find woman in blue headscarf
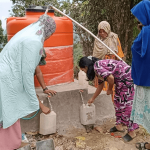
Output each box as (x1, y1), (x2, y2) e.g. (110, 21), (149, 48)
(130, 0), (150, 149)
(0, 14), (56, 149)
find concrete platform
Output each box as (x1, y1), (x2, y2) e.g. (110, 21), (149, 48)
(20, 80), (115, 135)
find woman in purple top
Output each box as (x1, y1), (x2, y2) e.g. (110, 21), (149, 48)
(79, 56), (138, 142)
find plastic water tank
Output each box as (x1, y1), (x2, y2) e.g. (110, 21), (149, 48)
(6, 6), (74, 87)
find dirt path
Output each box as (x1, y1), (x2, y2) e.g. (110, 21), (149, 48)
(21, 119), (150, 150)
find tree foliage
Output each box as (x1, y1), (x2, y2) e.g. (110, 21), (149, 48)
(10, 0), (142, 64)
(10, 0), (72, 17)
(3, 34), (8, 48)
(70, 0), (142, 64)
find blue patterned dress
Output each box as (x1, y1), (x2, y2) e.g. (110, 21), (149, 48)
(131, 86), (150, 133)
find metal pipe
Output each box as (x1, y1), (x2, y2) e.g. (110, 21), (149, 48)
(48, 5), (126, 64)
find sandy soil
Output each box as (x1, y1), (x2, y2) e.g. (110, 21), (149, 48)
(20, 119), (150, 150)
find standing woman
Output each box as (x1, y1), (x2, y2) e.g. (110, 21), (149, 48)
(0, 14), (56, 149)
(129, 0), (150, 149)
(79, 56), (139, 142)
(93, 21), (124, 60)
(93, 21), (124, 94)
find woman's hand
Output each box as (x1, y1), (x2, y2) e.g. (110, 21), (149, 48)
(88, 98), (95, 104)
(39, 100), (50, 114)
(37, 94), (50, 114)
(41, 105), (50, 114)
(107, 89), (113, 95)
(44, 89), (57, 96)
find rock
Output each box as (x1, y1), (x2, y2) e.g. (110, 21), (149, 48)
(75, 136), (85, 141)
(26, 131), (38, 136)
(55, 146), (63, 150)
(109, 147), (118, 150)
(76, 140), (86, 149)
(94, 126), (103, 134)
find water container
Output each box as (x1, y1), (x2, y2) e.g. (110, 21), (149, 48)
(80, 103), (96, 125)
(39, 111), (56, 135)
(6, 6), (74, 87)
(78, 70), (88, 87)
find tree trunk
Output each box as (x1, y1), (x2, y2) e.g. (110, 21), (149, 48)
(72, 0), (136, 64)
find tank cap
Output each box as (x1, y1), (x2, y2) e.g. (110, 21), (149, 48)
(26, 6), (54, 13)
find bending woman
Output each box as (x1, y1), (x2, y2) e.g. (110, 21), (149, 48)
(79, 56), (138, 142)
(0, 14), (56, 149)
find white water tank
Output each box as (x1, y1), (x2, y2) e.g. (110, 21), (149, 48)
(78, 70), (88, 87)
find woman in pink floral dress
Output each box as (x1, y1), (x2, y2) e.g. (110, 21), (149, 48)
(79, 56), (138, 142)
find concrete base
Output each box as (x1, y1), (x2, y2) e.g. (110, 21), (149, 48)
(20, 80), (115, 135)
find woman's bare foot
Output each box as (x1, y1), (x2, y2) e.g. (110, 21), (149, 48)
(128, 130), (136, 138)
(116, 124), (124, 131)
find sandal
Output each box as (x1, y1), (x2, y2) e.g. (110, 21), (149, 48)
(123, 133), (134, 142)
(110, 126), (125, 133)
(135, 142), (149, 150)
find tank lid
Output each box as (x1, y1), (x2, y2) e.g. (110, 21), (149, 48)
(26, 6), (54, 13)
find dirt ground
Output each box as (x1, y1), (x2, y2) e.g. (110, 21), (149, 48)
(21, 119), (150, 150)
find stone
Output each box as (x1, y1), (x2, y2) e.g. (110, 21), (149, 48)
(55, 146), (63, 150)
(76, 140), (86, 149)
(36, 139), (55, 150)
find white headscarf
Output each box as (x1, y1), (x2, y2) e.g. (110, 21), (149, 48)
(93, 21), (118, 59)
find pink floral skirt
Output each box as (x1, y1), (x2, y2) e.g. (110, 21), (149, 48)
(0, 120), (21, 150)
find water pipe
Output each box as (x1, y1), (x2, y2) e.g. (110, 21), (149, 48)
(46, 4), (127, 65)
(21, 109), (40, 120)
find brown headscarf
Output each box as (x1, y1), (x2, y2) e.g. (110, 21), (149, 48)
(93, 21), (118, 59)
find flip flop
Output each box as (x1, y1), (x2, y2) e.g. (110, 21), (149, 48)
(122, 133), (134, 142)
(110, 126), (125, 133)
(135, 142), (149, 150)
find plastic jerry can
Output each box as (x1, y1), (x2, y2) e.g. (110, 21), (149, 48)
(78, 70), (88, 87)
(80, 103), (96, 125)
(39, 111), (56, 135)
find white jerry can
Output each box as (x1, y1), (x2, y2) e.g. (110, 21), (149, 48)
(39, 111), (56, 135)
(80, 103), (96, 125)
(78, 70), (88, 87)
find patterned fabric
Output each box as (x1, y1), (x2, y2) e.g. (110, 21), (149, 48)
(0, 14), (56, 129)
(36, 14), (56, 42)
(94, 59), (139, 131)
(131, 86), (150, 133)
(93, 21), (118, 59)
(39, 48), (47, 65)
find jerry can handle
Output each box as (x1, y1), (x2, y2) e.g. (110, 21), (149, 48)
(86, 103), (94, 107)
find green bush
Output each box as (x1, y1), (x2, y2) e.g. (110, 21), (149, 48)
(73, 43), (84, 79)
